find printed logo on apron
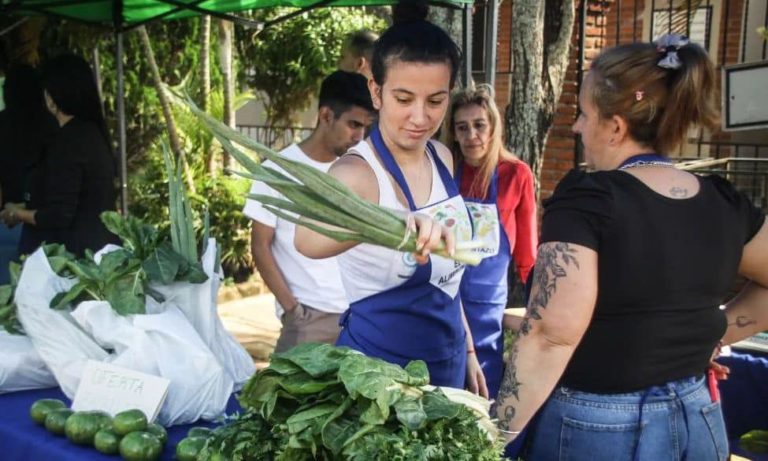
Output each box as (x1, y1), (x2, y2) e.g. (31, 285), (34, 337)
(466, 200), (501, 257)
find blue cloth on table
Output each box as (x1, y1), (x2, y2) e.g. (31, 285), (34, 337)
(0, 387), (242, 461)
(719, 351), (768, 440)
(0, 224), (20, 285)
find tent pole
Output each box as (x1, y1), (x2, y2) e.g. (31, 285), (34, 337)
(116, 30), (128, 215)
(483, 0), (498, 88)
(462, 3), (472, 86)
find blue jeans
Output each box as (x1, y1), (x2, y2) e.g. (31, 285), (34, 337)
(526, 376), (728, 461)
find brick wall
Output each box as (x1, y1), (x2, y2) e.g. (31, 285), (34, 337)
(495, 0), (748, 197)
(494, 1), (615, 199)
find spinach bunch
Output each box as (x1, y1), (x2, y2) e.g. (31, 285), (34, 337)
(202, 343), (502, 460)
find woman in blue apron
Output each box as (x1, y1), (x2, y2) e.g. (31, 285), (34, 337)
(443, 84), (538, 398)
(295, 1), (488, 395)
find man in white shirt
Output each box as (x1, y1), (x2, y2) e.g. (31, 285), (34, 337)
(243, 71), (375, 352)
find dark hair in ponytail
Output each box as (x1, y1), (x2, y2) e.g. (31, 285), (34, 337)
(587, 36), (719, 154)
(371, 0), (462, 88)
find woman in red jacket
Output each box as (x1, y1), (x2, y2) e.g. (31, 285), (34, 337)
(443, 84), (538, 398)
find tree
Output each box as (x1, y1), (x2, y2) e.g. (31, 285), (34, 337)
(137, 25), (195, 192)
(504, 0), (575, 198)
(236, 7), (385, 141)
(218, 19), (235, 170)
(200, 15), (215, 173)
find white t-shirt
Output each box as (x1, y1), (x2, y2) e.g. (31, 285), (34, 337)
(242, 144), (348, 316)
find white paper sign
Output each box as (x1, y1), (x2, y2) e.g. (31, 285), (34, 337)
(71, 360), (170, 422)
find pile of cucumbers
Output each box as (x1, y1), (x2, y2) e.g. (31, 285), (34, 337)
(30, 399), (168, 461)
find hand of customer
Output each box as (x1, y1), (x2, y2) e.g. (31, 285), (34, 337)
(466, 351), (489, 399)
(0, 203), (23, 227)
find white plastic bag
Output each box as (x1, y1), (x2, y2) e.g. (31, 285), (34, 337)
(72, 301), (233, 425)
(0, 330), (57, 393)
(14, 248), (109, 396)
(151, 239), (255, 388)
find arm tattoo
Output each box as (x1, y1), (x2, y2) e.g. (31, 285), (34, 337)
(495, 243), (580, 432)
(729, 315), (756, 328)
(519, 243), (579, 336)
(495, 343), (520, 431)
(669, 187), (688, 198)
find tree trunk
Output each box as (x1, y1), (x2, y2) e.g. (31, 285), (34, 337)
(504, 0), (574, 199)
(428, 7), (464, 49)
(200, 15), (215, 175)
(218, 19), (235, 171)
(137, 26), (196, 192)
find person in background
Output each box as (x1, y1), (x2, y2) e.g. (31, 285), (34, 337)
(244, 70), (375, 353)
(442, 83), (537, 399)
(0, 65), (58, 283)
(296, 0), (488, 397)
(0, 54), (118, 257)
(337, 29), (379, 80)
(493, 34), (768, 460)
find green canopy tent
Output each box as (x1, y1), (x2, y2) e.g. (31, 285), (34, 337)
(1, 0), (475, 211)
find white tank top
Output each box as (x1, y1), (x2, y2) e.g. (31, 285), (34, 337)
(338, 140), (472, 304)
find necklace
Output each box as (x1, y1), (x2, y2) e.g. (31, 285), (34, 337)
(617, 153), (674, 170)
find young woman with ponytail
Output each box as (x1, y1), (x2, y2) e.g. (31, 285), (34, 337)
(494, 35), (768, 460)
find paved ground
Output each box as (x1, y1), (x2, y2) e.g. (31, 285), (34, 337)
(218, 294), (279, 367)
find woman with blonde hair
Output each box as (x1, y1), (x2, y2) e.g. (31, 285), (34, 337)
(443, 83), (537, 398)
(494, 34), (768, 460)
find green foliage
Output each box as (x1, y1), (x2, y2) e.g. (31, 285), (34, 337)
(198, 343), (503, 460)
(237, 8), (385, 127)
(39, 18), (223, 166)
(127, 145), (252, 281)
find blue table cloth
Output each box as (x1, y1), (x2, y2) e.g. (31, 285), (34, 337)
(0, 387), (242, 461)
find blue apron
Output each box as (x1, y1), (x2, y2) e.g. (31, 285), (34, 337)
(457, 164), (511, 398)
(336, 126), (468, 387)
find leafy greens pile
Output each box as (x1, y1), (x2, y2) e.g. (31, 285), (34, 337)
(198, 343), (502, 461)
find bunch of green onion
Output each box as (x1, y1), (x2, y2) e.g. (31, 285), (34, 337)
(181, 95), (484, 266)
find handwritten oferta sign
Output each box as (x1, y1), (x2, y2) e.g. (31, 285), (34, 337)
(72, 360), (170, 422)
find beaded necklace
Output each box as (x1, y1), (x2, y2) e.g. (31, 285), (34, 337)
(617, 153), (674, 170)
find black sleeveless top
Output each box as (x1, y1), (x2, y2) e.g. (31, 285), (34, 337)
(541, 169), (765, 393)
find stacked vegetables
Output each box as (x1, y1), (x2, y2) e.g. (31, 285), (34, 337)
(30, 401), (168, 461)
(182, 343), (501, 460)
(178, 93), (485, 266)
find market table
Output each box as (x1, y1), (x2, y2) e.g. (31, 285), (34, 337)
(0, 387), (242, 461)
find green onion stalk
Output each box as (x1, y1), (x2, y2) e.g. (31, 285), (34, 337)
(176, 92), (485, 266)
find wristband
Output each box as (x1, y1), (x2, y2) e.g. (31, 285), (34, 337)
(498, 429), (521, 436)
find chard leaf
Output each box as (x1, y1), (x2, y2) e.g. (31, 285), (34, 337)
(358, 399), (388, 426)
(404, 360), (430, 385)
(177, 261), (207, 283)
(142, 242), (182, 284)
(47, 255), (72, 275)
(0, 285), (12, 305)
(320, 400), (355, 454)
(422, 391), (461, 420)
(8, 261), (21, 286)
(394, 396), (427, 430)
(50, 283), (87, 309)
(105, 274), (146, 315)
(285, 403), (338, 435)
(273, 342), (353, 378)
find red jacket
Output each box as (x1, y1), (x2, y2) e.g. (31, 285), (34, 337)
(459, 159), (538, 282)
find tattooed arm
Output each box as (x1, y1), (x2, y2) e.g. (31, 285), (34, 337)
(493, 242), (598, 441)
(722, 219), (768, 345)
